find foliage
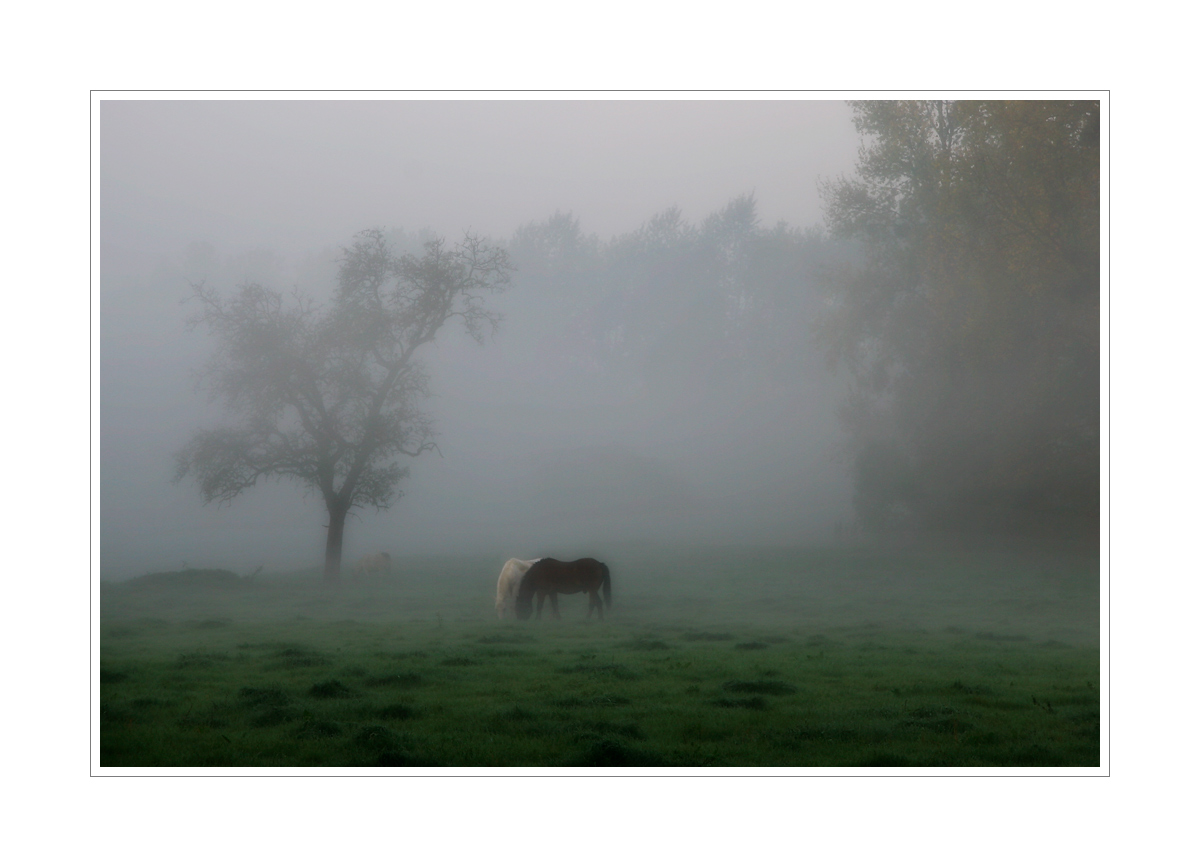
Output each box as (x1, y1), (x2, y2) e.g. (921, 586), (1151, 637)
(508, 196), (843, 399)
(820, 100), (1101, 537)
(175, 229), (513, 580)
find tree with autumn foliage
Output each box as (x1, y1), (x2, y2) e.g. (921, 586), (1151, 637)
(821, 100), (1100, 538)
(175, 229), (513, 581)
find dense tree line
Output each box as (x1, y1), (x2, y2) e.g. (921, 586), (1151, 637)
(508, 195), (843, 403)
(174, 101), (1097, 572)
(820, 100), (1100, 538)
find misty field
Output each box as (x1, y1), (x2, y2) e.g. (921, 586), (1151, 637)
(99, 544), (1101, 768)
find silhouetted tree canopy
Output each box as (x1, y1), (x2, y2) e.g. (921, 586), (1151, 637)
(820, 100), (1100, 538)
(175, 229), (513, 580)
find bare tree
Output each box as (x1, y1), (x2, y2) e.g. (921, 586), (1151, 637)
(175, 229), (513, 581)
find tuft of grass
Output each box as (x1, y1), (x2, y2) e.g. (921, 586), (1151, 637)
(949, 680), (992, 696)
(178, 703), (232, 730)
(494, 705), (537, 722)
(175, 651), (229, 667)
(713, 696), (769, 710)
(295, 718), (341, 739)
(975, 631), (1028, 642)
(124, 568), (247, 590)
(238, 686), (290, 707)
(364, 672), (424, 688)
(862, 752), (911, 766)
(558, 662), (639, 680)
(309, 680), (354, 698)
(376, 750), (435, 767)
(191, 619), (231, 629)
(477, 634), (537, 644)
(571, 737), (666, 767)
(251, 706), (298, 727)
(722, 680), (797, 695)
(628, 639), (671, 651)
(375, 703), (419, 720)
(237, 643), (331, 668)
(575, 719), (645, 741)
(899, 707), (971, 735)
(352, 724), (401, 750)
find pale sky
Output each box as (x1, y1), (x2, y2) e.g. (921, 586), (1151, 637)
(101, 99), (859, 254)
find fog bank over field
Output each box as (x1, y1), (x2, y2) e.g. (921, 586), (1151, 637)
(101, 99), (861, 579)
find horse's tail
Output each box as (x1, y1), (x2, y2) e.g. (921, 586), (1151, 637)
(601, 562), (612, 611)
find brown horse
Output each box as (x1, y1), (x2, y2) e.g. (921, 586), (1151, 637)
(515, 557), (611, 621)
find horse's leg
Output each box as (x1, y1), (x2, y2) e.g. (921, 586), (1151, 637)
(536, 591), (544, 620)
(550, 592), (561, 619)
(593, 590), (604, 620)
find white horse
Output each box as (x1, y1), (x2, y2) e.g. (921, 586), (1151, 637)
(495, 558), (540, 619)
(354, 552), (392, 578)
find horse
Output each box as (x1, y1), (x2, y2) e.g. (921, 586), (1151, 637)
(354, 552), (392, 578)
(515, 557), (611, 621)
(495, 558), (540, 619)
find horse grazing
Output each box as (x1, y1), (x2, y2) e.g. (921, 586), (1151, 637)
(495, 558), (539, 619)
(515, 557), (611, 621)
(354, 552), (392, 578)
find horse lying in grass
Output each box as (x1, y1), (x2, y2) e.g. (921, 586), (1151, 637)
(354, 552), (392, 578)
(495, 558), (540, 619)
(515, 557), (611, 621)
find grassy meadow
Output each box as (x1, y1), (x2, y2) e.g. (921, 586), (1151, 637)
(98, 543), (1101, 768)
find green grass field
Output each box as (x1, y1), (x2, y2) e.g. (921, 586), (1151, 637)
(99, 544), (1101, 768)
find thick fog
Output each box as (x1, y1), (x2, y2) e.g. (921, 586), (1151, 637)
(100, 100), (862, 579)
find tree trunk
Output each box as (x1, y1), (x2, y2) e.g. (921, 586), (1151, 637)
(323, 503), (349, 583)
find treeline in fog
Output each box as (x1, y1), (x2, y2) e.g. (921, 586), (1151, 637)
(171, 193), (854, 580)
(819, 100), (1100, 540)
(109, 99), (1100, 580)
